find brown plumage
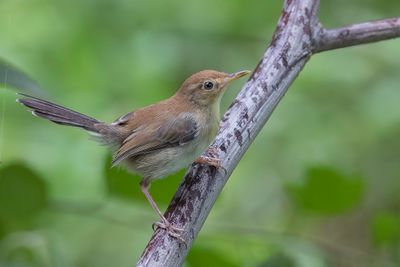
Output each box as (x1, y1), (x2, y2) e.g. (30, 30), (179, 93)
(17, 69), (250, 240)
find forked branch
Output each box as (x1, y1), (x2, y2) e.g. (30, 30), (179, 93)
(137, 1), (400, 266)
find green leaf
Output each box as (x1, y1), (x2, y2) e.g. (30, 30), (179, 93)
(0, 59), (45, 95)
(0, 163), (48, 221)
(104, 154), (185, 205)
(287, 166), (364, 215)
(187, 246), (239, 267)
(371, 212), (400, 247)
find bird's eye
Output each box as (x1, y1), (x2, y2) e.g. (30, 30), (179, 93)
(202, 81), (215, 90)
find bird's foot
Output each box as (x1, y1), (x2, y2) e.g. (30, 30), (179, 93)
(152, 220), (186, 243)
(194, 155), (227, 175)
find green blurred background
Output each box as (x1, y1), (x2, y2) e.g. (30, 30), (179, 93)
(0, 0), (400, 266)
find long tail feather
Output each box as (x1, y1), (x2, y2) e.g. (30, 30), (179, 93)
(17, 93), (100, 132)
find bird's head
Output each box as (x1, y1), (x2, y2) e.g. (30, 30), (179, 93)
(176, 69), (250, 107)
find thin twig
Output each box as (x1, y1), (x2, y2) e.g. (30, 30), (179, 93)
(314, 17), (400, 52)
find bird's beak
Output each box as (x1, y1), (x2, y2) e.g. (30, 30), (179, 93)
(224, 70), (251, 84)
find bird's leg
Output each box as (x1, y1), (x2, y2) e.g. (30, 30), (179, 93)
(139, 180), (184, 240)
(194, 153), (227, 175)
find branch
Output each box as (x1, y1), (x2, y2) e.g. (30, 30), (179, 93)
(137, 1), (400, 266)
(314, 17), (400, 52)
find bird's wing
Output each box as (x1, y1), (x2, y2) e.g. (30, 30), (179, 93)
(112, 113), (199, 166)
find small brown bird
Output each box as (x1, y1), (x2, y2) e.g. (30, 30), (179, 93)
(17, 69), (250, 239)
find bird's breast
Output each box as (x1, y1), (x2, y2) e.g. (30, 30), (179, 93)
(125, 110), (220, 180)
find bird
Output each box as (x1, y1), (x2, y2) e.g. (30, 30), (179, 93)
(17, 69), (250, 240)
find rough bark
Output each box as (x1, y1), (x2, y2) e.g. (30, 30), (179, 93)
(137, 1), (400, 266)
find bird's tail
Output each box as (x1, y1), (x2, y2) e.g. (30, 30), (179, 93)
(17, 93), (102, 133)
(17, 94), (126, 149)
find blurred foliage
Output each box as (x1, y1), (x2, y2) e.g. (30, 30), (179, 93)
(287, 166), (364, 215)
(0, 163), (47, 224)
(0, 0), (399, 266)
(0, 60), (44, 96)
(187, 246), (239, 267)
(0, 164), (50, 267)
(105, 157), (138, 201)
(372, 212), (400, 247)
(260, 253), (295, 267)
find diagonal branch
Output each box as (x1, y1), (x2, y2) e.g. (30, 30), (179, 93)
(137, 0), (400, 266)
(137, 0), (318, 265)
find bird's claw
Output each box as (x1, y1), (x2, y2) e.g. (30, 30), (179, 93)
(195, 155), (227, 175)
(152, 220), (186, 243)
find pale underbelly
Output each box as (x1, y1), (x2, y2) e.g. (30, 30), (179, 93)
(124, 138), (210, 180)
